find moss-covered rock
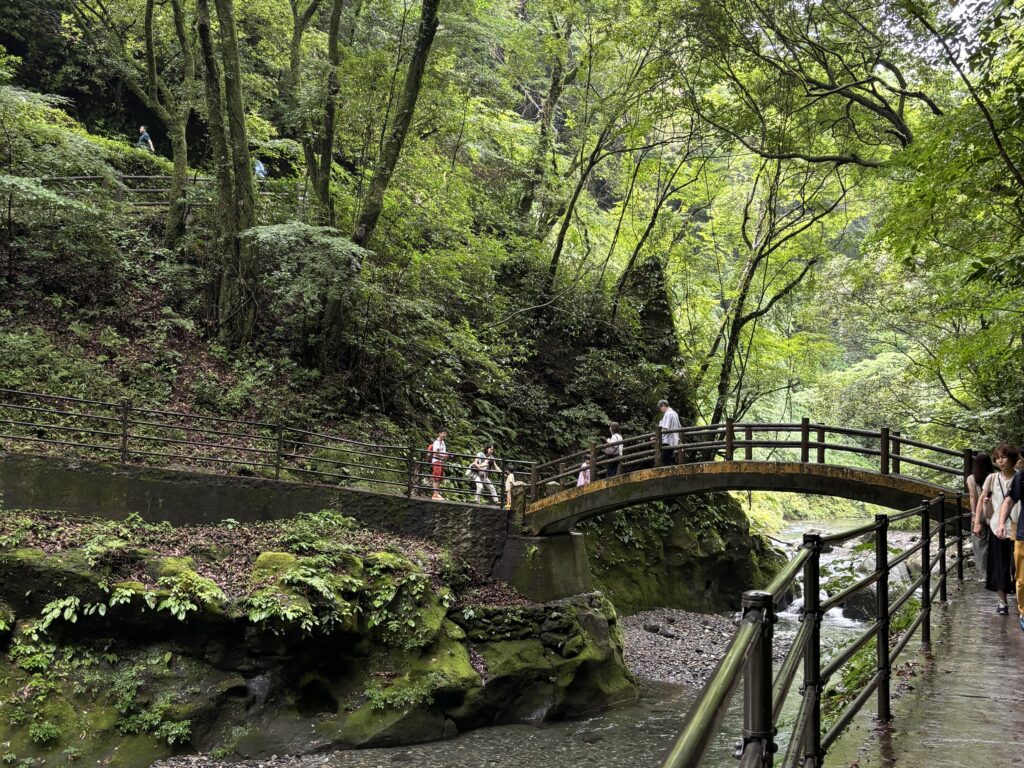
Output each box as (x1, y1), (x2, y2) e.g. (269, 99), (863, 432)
(580, 494), (786, 615)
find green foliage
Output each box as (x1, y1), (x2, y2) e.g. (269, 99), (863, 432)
(364, 672), (441, 712)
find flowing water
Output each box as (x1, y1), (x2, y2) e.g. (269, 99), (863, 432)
(311, 518), (874, 768)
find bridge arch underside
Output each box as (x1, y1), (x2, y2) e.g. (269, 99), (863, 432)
(524, 461), (965, 535)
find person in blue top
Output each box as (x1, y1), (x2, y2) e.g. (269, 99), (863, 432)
(995, 456), (1024, 632)
(254, 158), (267, 181)
(137, 125), (154, 152)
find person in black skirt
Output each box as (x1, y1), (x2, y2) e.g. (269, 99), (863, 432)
(982, 443), (1018, 614)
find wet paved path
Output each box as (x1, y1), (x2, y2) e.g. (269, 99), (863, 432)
(827, 580), (1024, 767)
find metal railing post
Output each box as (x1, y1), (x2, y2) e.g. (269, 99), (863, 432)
(880, 426), (890, 475)
(274, 425), (284, 480)
(892, 430), (901, 474)
(800, 417), (810, 463)
(654, 427), (663, 468)
(119, 400), (130, 464)
(875, 513), (891, 722)
(725, 418), (735, 461)
(938, 493), (948, 602)
(802, 533), (823, 768)
(406, 447), (417, 498)
(745, 426), (753, 461)
(955, 491), (965, 581)
(920, 500), (932, 646)
(816, 427), (825, 464)
(740, 590), (776, 767)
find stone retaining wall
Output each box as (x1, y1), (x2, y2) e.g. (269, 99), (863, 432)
(0, 453), (509, 575)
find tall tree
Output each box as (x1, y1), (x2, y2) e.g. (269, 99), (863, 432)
(352, 0), (442, 247)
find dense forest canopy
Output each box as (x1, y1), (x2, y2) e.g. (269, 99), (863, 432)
(0, 0), (1022, 458)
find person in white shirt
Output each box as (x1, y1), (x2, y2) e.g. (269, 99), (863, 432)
(429, 429), (447, 500)
(657, 399), (680, 466)
(605, 422), (623, 477)
(470, 444), (500, 504)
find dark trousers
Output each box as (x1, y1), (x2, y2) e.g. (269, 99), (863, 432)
(661, 447), (676, 466)
(606, 459), (620, 477)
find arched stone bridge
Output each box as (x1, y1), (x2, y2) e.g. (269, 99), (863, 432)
(518, 419), (972, 532)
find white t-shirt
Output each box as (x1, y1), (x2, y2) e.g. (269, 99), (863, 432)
(606, 433), (623, 456)
(430, 439), (446, 464)
(984, 472), (1020, 532)
(659, 408), (681, 446)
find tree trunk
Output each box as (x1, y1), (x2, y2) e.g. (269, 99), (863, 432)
(317, 0), (345, 224)
(213, 0), (257, 344)
(517, 35), (565, 223)
(164, 119), (189, 247)
(353, 0), (441, 247)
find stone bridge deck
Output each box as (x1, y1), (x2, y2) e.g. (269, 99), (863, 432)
(827, 580), (1024, 766)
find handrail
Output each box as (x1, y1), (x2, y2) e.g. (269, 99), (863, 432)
(530, 418), (971, 500)
(0, 387), (522, 507)
(660, 491), (967, 768)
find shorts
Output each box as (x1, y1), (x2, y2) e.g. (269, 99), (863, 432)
(431, 463), (443, 478)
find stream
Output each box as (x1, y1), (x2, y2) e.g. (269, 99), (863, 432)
(302, 518), (876, 768)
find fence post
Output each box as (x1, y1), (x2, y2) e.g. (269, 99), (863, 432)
(725, 418), (735, 461)
(590, 444), (599, 482)
(654, 427), (663, 467)
(274, 425), (284, 480)
(955, 490), (965, 582)
(816, 426), (825, 464)
(802, 533), (823, 768)
(119, 400), (130, 464)
(406, 447), (417, 498)
(530, 464), (539, 500)
(880, 427), (890, 475)
(745, 426), (753, 461)
(938, 493), (947, 603)
(740, 590), (775, 766)
(800, 417), (810, 463)
(892, 430), (901, 475)
(875, 513), (891, 722)
(920, 500), (932, 647)
(558, 461), (567, 488)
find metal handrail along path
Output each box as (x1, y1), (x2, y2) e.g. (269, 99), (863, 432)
(660, 493), (967, 768)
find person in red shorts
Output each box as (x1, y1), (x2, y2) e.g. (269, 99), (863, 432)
(429, 429), (448, 500)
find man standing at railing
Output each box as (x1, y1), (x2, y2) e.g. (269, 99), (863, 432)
(137, 125), (155, 153)
(658, 399), (681, 466)
(429, 429), (448, 500)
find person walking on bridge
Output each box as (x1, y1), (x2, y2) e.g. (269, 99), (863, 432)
(657, 400), (681, 466)
(995, 446), (1024, 630)
(984, 443), (1018, 614)
(470, 444), (500, 504)
(428, 429), (448, 500)
(605, 422), (623, 477)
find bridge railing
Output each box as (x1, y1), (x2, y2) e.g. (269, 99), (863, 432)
(0, 387), (522, 507)
(529, 419), (970, 499)
(661, 493), (968, 768)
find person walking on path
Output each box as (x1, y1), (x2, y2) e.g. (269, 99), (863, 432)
(504, 462), (517, 509)
(605, 422), (623, 477)
(429, 429), (448, 500)
(995, 445), (1024, 630)
(657, 399), (681, 466)
(137, 125), (154, 153)
(470, 444), (500, 504)
(254, 158), (267, 181)
(984, 443), (1018, 614)
(969, 452), (995, 581)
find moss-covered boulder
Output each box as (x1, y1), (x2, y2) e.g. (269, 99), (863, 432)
(580, 494), (786, 615)
(0, 510), (637, 765)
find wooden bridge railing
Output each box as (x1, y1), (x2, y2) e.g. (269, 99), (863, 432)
(529, 417), (970, 501)
(0, 387), (518, 507)
(660, 493), (967, 768)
